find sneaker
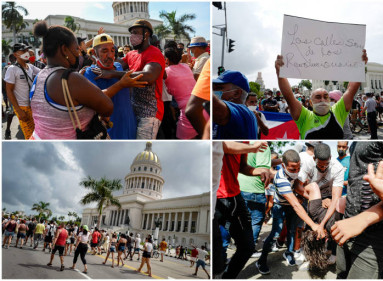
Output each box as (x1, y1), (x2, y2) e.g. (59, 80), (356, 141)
(255, 260), (270, 275)
(271, 242), (279, 252)
(276, 240), (284, 248)
(60, 265), (65, 271)
(267, 218), (273, 225)
(298, 261), (310, 271)
(283, 252), (296, 266)
(294, 252), (306, 266)
(47, 263), (52, 266)
(328, 255), (336, 265)
(251, 252), (262, 258)
(293, 250), (301, 259)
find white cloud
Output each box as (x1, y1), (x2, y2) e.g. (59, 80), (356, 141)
(93, 3), (105, 9)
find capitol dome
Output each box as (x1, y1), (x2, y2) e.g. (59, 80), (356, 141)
(112, 2), (150, 25)
(124, 142), (164, 199)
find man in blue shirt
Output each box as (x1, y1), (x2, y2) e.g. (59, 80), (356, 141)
(336, 141), (350, 196)
(84, 33), (146, 139)
(212, 70), (258, 139)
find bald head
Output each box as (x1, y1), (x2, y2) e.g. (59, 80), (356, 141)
(310, 88), (329, 100)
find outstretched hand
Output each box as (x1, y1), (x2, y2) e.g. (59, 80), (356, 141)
(363, 161), (383, 201)
(119, 70), (148, 88)
(275, 55), (284, 77)
(331, 216), (365, 246)
(92, 67), (114, 80)
(250, 141), (268, 153)
(362, 49), (368, 64)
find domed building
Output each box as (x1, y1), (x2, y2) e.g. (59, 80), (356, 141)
(81, 142), (210, 249)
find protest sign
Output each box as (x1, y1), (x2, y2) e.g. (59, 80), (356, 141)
(280, 15), (366, 82)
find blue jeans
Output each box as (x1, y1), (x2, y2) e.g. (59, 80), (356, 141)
(136, 117), (161, 139)
(260, 203), (298, 262)
(241, 191), (266, 247)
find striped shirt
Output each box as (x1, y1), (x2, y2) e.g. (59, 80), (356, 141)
(273, 168), (295, 205)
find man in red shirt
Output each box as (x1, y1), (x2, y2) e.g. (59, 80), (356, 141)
(91, 20), (165, 139)
(91, 228), (101, 255)
(47, 222), (68, 271)
(214, 142), (271, 279)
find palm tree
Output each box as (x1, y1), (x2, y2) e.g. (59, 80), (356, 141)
(80, 176), (123, 228)
(2, 39), (13, 57)
(156, 10), (196, 41)
(2, 2), (29, 43)
(64, 16), (80, 33)
(31, 201), (52, 219)
(58, 216), (65, 222)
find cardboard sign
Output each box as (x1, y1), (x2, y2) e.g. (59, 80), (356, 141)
(280, 15), (366, 82)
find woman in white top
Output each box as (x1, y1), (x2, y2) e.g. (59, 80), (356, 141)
(70, 225), (91, 274)
(136, 237), (153, 277)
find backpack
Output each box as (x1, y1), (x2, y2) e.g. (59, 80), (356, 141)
(48, 225), (56, 237)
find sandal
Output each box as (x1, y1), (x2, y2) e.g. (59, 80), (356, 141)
(47, 263), (52, 266)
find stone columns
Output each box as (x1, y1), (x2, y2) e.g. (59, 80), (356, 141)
(188, 212), (192, 232)
(180, 212), (185, 232)
(174, 212), (178, 232)
(167, 212), (171, 231)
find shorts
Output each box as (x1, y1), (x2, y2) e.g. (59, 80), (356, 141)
(143, 251), (151, 258)
(127, 245), (132, 252)
(136, 117), (161, 139)
(109, 246), (116, 253)
(91, 242), (98, 248)
(134, 248), (140, 253)
(196, 259), (206, 269)
(308, 199), (342, 233)
(159, 250), (166, 254)
(4, 230), (15, 237)
(190, 257), (197, 262)
(26, 231), (34, 238)
(51, 245), (65, 256)
(70, 237), (75, 244)
(44, 236), (53, 243)
(118, 245), (125, 252)
(17, 232), (26, 239)
(14, 105), (34, 140)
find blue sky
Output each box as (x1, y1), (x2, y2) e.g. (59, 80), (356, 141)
(21, 1), (210, 40)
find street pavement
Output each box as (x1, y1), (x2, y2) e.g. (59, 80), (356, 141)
(226, 223), (337, 279)
(2, 242), (210, 279)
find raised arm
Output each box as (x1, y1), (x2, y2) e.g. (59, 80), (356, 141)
(212, 94), (230, 126)
(342, 49), (368, 112)
(275, 55), (302, 121)
(222, 141), (268, 155)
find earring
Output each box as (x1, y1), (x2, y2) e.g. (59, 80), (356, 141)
(66, 56), (69, 60)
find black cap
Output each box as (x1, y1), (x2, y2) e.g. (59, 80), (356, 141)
(13, 43), (32, 53)
(77, 37), (87, 45)
(305, 141), (321, 148)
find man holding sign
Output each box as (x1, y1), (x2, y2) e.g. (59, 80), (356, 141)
(277, 15), (368, 139)
(275, 49), (367, 139)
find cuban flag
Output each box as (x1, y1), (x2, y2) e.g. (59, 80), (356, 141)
(260, 111), (300, 139)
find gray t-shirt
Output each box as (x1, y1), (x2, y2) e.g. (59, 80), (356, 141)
(365, 98), (377, 113)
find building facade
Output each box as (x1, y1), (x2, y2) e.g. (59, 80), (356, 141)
(2, 2), (189, 52)
(81, 142), (210, 248)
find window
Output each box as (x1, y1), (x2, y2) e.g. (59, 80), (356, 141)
(191, 221), (196, 233)
(144, 167), (147, 171)
(372, 80), (374, 89)
(150, 167), (153, 172)
(134, 168), (135, 171)
(380, 80), (382, 89)
(141, 182), (144, 188)
(138, 167), (141, 171)
(376, 80), (378, 89)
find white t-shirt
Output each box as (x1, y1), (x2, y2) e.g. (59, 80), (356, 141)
(193, 52), (209, 75)
(197, 248), (208, 261)
(78, 232), (91, 243)
(298, 151), (316, 184)
(278, 101), (288, 113)
(145, 242), (153, 252)
(299, 158), (345, 198)
(135, 237), (141, 248)
(4, 64), (40, 106)
(212, 142), (224, 212)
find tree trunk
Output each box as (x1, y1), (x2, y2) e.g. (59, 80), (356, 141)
(13, 28), (16, 44)
(97, 213), (102, 229)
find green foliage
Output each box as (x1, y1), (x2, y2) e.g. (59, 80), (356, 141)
(80, 176), (123, 228)
(249, 82), (261, 95)
(31, 201), (52, 219)
(299, 80), (312, 91)
(64, 16), (80, 33)
(324, 80), (329, 86)
(2, 1), (29, 42)
(343, 81), (349, 89)
(156, 10), (196, 41)
(267, 141), (294, 155)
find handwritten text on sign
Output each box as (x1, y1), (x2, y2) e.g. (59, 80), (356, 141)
(280, 15), (366, 82)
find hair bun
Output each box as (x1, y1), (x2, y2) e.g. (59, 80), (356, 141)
(33, 21), (49, 38)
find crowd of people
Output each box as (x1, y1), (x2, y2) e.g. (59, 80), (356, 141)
(213, 141), (383, 279)
(2, 217), (210, 278)
(212, 50), (381, 140)
(2, 19), (210, 140)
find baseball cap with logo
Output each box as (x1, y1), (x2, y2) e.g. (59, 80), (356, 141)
(92, 33), (114, 48)
(13, 43), (32, 53)
(213, 70), (250, 93)
(129, 19), (153, 36)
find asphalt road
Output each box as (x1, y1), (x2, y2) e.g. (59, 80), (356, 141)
(2, 242), (210, 279)
(225, 223), (337, 279)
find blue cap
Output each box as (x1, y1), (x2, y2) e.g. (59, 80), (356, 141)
(213, 70), (250, 93)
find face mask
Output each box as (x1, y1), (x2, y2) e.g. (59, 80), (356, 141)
(20, 52), (30, 61)
(214, 91), (223, 99)
(313, 101), (331, 115)
(96, 59), (114, 70)
(337, 149), (346, 157)
(130, 33), (144, 48)
(69, 53), (79, 69)
(248, 106), (257, 111)
(2, 62), (6, 68)
(29, 56), (36, 63)
(282, 164), (299, 180)
(330, 102), (335, 106)
(81, 50), (87, 56)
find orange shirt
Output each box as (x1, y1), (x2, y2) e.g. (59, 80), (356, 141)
(191, 59), (210, 101)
